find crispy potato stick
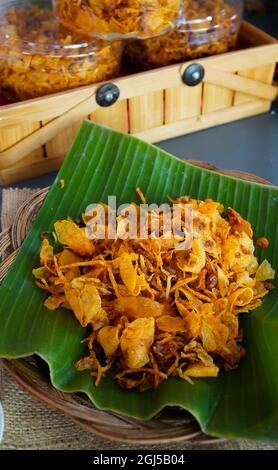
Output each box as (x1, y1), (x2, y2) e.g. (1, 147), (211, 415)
(33, 190), (275, 391)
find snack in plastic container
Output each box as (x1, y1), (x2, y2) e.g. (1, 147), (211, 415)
(54, 0), (183, 40)
(125, 0), (243, 69)
(0, 1), (123, 100)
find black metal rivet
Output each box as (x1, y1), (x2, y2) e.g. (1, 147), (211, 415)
(95, 83), (120, 107)
(182, 63), (205, 86)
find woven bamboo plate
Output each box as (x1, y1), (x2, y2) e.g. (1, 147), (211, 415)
(0, 161), (271, 444)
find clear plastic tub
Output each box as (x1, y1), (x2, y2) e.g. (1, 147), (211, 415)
(125, 0), (243, 69)
(0, 0), (123, 101)
(54, 0), (183, 40)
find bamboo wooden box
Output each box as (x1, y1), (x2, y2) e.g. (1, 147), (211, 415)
(0, 21), (277, 185)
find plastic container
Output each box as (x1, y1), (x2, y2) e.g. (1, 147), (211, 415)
(54, 0), (183, 40)
(0, 0), (123, 101)
(125, 0), (243, 69)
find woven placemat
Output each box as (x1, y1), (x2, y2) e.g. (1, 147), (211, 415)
(0, 188), (277, 450)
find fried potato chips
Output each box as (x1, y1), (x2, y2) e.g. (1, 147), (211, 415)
(33, 193), (275, 391)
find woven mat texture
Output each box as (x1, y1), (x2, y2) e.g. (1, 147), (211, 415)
(0, 188), (277, 450)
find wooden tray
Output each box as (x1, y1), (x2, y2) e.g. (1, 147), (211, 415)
(0, 21), (277, 185)
(0, 162), (272, 444)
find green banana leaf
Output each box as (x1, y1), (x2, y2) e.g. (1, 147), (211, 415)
(0, 121), (277, 441)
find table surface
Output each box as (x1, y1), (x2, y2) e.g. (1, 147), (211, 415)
(0, 11), (278, 213)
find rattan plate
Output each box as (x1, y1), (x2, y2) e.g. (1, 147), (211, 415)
(0, 161), (271, 444)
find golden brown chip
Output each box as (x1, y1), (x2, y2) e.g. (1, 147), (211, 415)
(256, 259), (275, 282)
(119, 253), (139, 294)
(201, 315), (229, 352)
(227, 207), (253, 238)
(120, 317), (155, 369)
(40, 239), (54, 266)
(57, 249), (82, 281)
(222, 232), (258, 274)
(44, 295), (65, 311)
(229, 287), (254, 311)
(33, 190), (275, 391)
(32, 266), (49, 280)
(54, 220), (95, 257)
(97, 325), (121, 357)
(113, 296), (165, 320)
(176, 239), (206, 274)
(64, 282), (103, 327)
(182, 363), (219, 378)
(156, 315), (186, 333)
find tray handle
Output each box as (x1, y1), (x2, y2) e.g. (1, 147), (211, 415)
(0, 91), (99, 171)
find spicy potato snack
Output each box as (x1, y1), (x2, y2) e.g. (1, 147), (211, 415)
(54, 0), (182, 39)
(125, 0), (241, 69)
(0, 2), (122, 100)
(33, 192), (275, 391)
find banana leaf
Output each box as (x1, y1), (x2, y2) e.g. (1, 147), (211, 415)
(0, 121), (277, 441)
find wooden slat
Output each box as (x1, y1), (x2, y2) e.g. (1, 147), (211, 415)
(90, 99), (128, 133)
(202, 83), (233, 114)
(239, 21), (277, 47)
(0, 155), (64, 185)
(0, 122), (43, 166)
(129, 91), (164, 133)
(180, 43), (278, 75)
(0, 87), (96, 128)
(0, 92), (98, 170)
(203, 62), (277, 113)
(134, 99), (271, 143)
(234, 64), (276, 105)
(205, 67), (277, 101)
(165, 84), (202, 124)
(44, 120), (83, 160)
(0, 21), (276, 183)
(0, 37), (276, 127)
